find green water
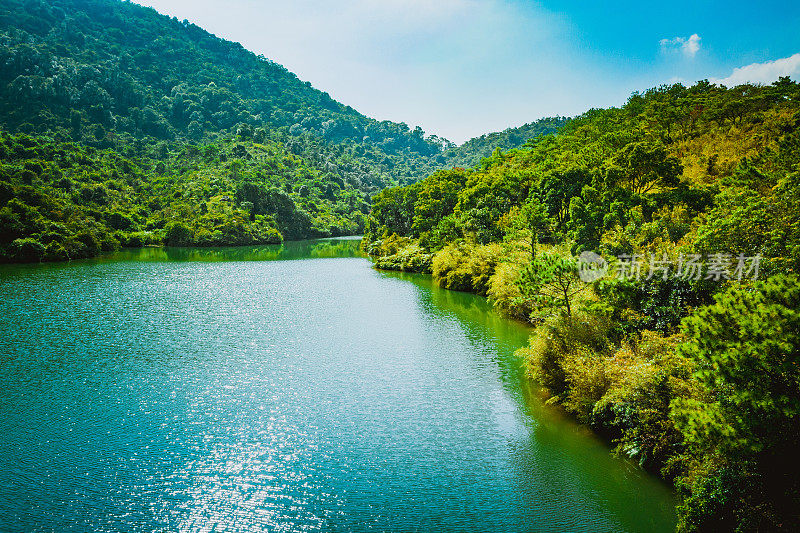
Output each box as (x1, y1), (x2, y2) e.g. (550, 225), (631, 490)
(0, 239), (676, 532)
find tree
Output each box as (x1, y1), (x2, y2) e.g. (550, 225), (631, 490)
(606, 141), (682, 194)
(368, 184), (419, 237)
(456, 166), (531, 243)
(164, 221), (194, 246)
(516, 252), (584, 319)
(502, 195), (549, 258)
(538, 167), (591, 231)
(411, 168), (465, 236)
(672, 275), (800, 531)
(567, 185), (605, 250)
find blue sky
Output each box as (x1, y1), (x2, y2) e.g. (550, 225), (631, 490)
(133, 0), (800, 143)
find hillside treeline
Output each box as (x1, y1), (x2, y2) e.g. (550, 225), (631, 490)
(364, 79), (800, 531)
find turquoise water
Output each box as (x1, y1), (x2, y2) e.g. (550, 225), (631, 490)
(0, 239), (676, 532)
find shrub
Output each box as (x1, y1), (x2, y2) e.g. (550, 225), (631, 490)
(164, 221), (195, 246)
(431, 242), (501, 295)
(8, 237), (45, 262)
(594, 275), (714, 335)
(519, 315), (694, 478)
(194, 228), (222, 246)
(373, 241), (433, 273)
(78, 183), (109, 205)
(106, 211), (136, 230)
(487, 260), (535, 321)
(254, 226), (283, 245)
(518, 313), (613, 399)
(118, 231), (157, 248)
(362, 233), (413, 258)
(518, 252), (580, 318)
(597, 332), (695, 477)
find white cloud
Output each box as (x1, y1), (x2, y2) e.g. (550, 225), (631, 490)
(684, 34), (701, 57)
(711, 53), (800, 87)
(660, 34), (701, 58)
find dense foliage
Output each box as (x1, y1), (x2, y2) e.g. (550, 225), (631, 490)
(5, 0), (798, 528)
(673, 276), (800, 531)
(437, 117), (568, 169)
(0, 0), (568, 262)
(0, 131), (376, 261)
(0, 0), (567, 187)
(0, 0), (453, 184)
(364, 78), (800, 530)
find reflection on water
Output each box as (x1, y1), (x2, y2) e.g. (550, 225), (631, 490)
(98, 237), (365, 263)
(378, 270), (678, 532)
(0, 242), (676, 532)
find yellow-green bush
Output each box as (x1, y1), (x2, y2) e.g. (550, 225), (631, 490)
(361, 233), (413, 258)
(431, 242), (502, 295)
(487, 260), (534, 321)
(561, 345), (629, 421)
(520, 315), (698, 478)
(373, 240), (433, 273)
(517, 313), (613, 399)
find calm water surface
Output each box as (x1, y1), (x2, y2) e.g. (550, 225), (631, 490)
(0, 239), (676, 532)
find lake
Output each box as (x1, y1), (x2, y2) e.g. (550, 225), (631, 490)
(0, 238), (676, 532)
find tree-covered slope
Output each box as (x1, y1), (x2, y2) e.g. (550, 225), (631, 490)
(367, 80), (800, 271)
(0, 129), (375, 262)
(0, 0), (454, 186)
(0, 0), (578, 264)
(363, 78), (800, 531)
(439, 116), (569, 169)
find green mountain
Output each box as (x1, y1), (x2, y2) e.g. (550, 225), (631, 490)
(439, 116), (568, 169)
(0, 0), (572, 262)
(0, 0), (449, 164)
(363, 78), (800, 531)
(4, 1), (800, 530)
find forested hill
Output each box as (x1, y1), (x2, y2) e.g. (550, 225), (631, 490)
(0, 0), (565, 176)
(0, 0), (450, 167)
(0, 0), (574, 263)
(440, 117), (568, 169)
(363, 78), (800, 531)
